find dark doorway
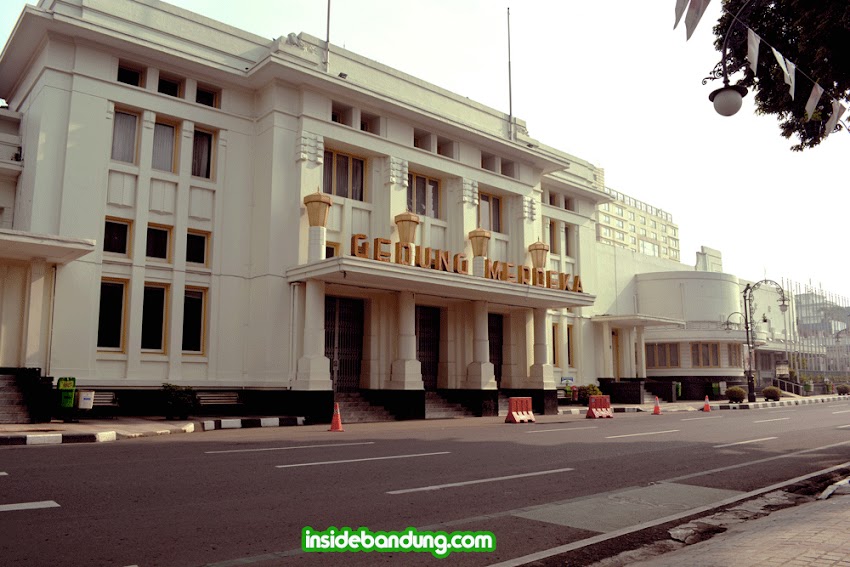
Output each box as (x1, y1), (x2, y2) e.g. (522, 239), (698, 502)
(416, 306), (441, 391)
(324, 297), (365, 393)
(489, 313), (504, 387)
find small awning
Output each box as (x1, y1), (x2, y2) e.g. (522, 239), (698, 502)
(590, 314), (686, 328)
(0, 229), (96, 264)
(286, 256), (595, 309)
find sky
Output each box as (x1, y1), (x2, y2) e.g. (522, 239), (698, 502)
(1, 1), (847, 300)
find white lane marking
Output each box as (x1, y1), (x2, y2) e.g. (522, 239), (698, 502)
(753, 418), (790, 423)
(839, 425), (850, 429)
(765, 409), (796, 413)
(831, 410), (850, 415)
(387, 467), (575, 495)
(206, 441), (375, 455)
(681, 416), (723, 421)
(606, 430), (679, 439)
(0, 472), (7, 476)
(663, 440), (850, 483)
(714, 437), (778, 448)
(526, 426), (598, 434)
(275, 452), (450, 469)
(0, 500), (60, 512)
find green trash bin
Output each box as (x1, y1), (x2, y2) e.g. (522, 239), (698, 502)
(58, 377), (76, 409)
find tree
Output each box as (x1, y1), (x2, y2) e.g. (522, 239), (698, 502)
(709, 0), (850, 150)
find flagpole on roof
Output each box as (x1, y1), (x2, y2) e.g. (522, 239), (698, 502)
(507, 7), (514, 141)
(325, 0), (331, 72)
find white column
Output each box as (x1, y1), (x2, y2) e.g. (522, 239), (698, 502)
(464, 300), (496, 389)
(602, 321), (613, 377)
(636, 326), (647, 378)
(307, 226), (327, 262)
(24, 260), (47, 369)
(527, 307), (554, 388)
(389, 291), (423, 389)
(292, 279), (331, 390)
(472, 256), (486, 278)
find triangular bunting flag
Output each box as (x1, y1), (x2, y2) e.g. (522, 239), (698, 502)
(747, 29), (760, 74)
(823, 100), (846, 138)
(786, 61), (796, 100)
(684, 0), (712, 40)
(804, 84), (824, 121)
(674, 0), (689, 28)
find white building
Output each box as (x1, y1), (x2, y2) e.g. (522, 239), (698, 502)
(0, 0), (830, 422)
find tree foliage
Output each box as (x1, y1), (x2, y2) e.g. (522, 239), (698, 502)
(711, 0), (850, 150)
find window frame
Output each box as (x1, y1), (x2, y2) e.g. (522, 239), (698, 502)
(407, 172), (441, 219)
(478, 191), (502, 233)
(728, 343), (743, 367)
(691, 342), (721, 368)
(646, 343), (680, 369)
(117, 63), (143, 87)
(111, 109), (139, 164)
(152, 120), (179, 173)
(185, 229), (210, 266)
(182, 286), (207, 354)
(567, 324), (574, 368)
(141, 282), (170, 353)
(146, 224), (172, 262)
(325, 241), (340, 258)
(322, 149), (366, 201)
(191, 128), (215, 179)
(103, 217), (132, 256)
(97, 278), (128, 352)
(157, 75), (183, 98)
(195, 85), (220, 108)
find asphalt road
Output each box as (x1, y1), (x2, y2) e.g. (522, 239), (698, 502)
(2, 400), (850, 567)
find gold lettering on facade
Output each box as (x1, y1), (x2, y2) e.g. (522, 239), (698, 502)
(572, 275), (583, 293)
(559, 273), (572, 291)
(438, 250), (451, 272)
(533, 268), (546, 287)
(395, 242), (415, 265)
(452, 253), (468, 274)
(486, 259), (503, 280)
(351, 234), (369, 258)
(520, 265), (531, 285)
(373, 238), (391, 262)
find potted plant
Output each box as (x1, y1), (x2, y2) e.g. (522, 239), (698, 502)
(802, 379), (813, 394)
(726, 386), (746, 403)
(162, 383), (197, 420)
(762, 386), (781, 401)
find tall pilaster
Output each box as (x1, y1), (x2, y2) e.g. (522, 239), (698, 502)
(464, 301), (496, 389)
(292, 279), (331, 390)
(388, 290), (423, 389)
(527, 307), (554, 388)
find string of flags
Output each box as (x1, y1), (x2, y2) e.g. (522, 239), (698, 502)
(674, 0), (847, 137)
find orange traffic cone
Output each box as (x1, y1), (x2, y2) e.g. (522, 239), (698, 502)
(329, 402), (344, 432)
(702, 396), (711, 412)
(652, 396), (662, 416)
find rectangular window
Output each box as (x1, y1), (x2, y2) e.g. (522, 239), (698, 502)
(646, 343), (680, 368)
(192, 129), (213, 178)
(103, 219), (130, 255)
(117, 65), (141, 86)
(141, 284), (168, 351)
(406, 173), (441, 219)
(111, 111), (138, 163)
(152, 122), (176, 172)
(551, 323), (561, 367)
(186, 231), (208, 265)
(182, 288), (206, 353)
(97, 280), (126, 350)
(325, 241), (340, 258)
(478, 192), (502, 233)
(158, 76), (181, 97)
(728, 343), (742, 367)
(322, 149), (365, 201)
(196, 86), (219, 108)
(691, 342), (721, 368)
(146, 225), (171, 261)
(563, 225), (570, 257)
(548, 221), (559, 255)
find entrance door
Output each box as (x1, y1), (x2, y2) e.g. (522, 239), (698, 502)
(324, 297), (364, 393)
(416, 306), (440, 391)
(489, 313), (504, 387)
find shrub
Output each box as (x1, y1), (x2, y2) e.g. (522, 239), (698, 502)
(762, 386), (781, 401)
(162, 383), (197, 419)
(726, 386), (747, 403)
(837, 384), (850, 395)
(577, 384), (603, 405)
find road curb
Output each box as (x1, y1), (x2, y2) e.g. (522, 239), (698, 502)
(201, 416), (305, 431)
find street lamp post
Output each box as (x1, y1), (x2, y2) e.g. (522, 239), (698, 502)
(742, 280), (789, 402)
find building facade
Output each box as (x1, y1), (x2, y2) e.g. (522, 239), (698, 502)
(595, 184), (681, 261)
(0, 0), (842, 423)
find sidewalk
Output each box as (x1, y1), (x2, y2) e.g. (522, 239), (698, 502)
(1, 394), (842, 445)
(628, 486), (850, 567)
(0, 415), (304, 445)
